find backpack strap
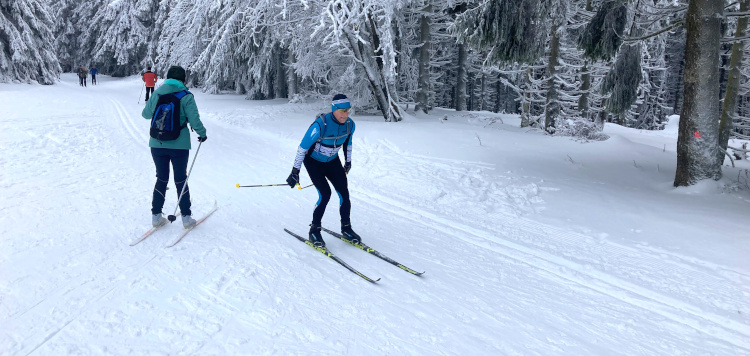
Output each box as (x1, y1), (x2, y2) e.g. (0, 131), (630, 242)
(315, 113), (326, 143)
(173, 90), (191, 99)
(172, 90), (191, 129)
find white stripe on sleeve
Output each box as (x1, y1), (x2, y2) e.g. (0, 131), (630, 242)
(293, 146), (308, 169)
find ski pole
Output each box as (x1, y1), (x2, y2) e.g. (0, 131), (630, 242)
(138, 84), (144, 103)
(235, 183), (314, 189)
(236, 183), (288, 188)
(168, 142), (202, 223)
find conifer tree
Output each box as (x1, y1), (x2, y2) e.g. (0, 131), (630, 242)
(0, 0), (60, 84)
(719, 0), (750, 165)
(674, 0), (723, 186)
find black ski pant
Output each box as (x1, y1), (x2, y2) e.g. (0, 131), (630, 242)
(304, 155), (351, 226)
(79, 76), (86, 87)
(91, 75), (96, 85)
(151, 147), (191, 216)
(145, 86), (155, 101)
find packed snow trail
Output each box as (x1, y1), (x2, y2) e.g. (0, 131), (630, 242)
(1, 74), (748, 355)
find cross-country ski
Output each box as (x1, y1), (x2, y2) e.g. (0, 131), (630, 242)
(284, 228), (380, 283)
(321, 227), (424, 276)
(4, 2), (750, 353)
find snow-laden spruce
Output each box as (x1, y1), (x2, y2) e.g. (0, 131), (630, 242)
(0, 0), (60, 84)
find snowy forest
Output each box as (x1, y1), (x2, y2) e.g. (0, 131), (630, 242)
(2, 0), (750, 187)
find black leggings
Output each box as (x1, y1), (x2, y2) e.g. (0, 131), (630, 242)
(151, 148), (191, 216)
(304, 156), (350, 225)
(145, 86), (155, 101)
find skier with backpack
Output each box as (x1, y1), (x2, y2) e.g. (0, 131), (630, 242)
(77, 66), (88, 87)
(141, 65), (207, 229)
(285, 94), (360, 248)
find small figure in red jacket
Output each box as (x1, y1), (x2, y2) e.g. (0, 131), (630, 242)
(142, 66), (158, 102)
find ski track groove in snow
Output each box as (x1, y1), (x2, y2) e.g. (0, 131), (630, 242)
(351, 188), (750, 350)
(108, 96), (145, 146)
(18, 254), (160, 355)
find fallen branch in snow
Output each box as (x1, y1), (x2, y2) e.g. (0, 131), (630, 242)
(633, 160), (640, 168)
(475, 133), (482, 146)
(725, 150), (736, 168)
(567, 155), (576, 164)
(483, 117), (504, 128)
(728, 144), (750, 152)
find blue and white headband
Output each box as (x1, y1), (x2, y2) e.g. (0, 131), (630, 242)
(332, 98), (351, 112)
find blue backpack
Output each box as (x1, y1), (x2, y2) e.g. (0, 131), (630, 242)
(150, 90), (190, 141)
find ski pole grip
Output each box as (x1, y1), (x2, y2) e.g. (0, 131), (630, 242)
(236, 183), (240, 188)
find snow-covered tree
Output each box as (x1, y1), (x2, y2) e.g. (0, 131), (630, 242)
(578, 0), (627, 62)
(719, 0), (750, 165)
(663, 26), (686, 115)
(674, 0), (724, 186)
(85, 0), (159, 76)
(0, 0), (60, 84)
(415, 1), (432, 114)
(453, 0), (554, 65)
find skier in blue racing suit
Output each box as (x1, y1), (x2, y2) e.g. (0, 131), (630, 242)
(286, 94), (361, 247)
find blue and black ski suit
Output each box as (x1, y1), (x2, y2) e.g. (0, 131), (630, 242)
(293, 112), (355, 225)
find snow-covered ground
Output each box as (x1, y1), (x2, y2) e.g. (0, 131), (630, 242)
(1, 74), (749, 355)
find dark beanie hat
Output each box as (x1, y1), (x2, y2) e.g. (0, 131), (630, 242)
(167, 66), (186, 82)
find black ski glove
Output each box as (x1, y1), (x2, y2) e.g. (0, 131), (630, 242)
(286, 167), (300, 188)
(197, 136), (207, 142)
(344, 161), (351, 174)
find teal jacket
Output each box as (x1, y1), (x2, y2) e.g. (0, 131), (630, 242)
(142, 79), (206, 150)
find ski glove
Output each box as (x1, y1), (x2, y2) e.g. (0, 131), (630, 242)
(197, 136), (208, 142)
(286, 167), (300, 188)
(344, 161), (351, 174)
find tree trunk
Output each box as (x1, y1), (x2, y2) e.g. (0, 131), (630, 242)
(274, 45), (287, 99)
(578, 62), (591, 120)
(494, 77), (502, 113)
(545, 25), (560, 133)
(344, 27), (402, 122)
(673, 59), (685, 114)
(455, 43), (467, 111)
(366, 9), (403, 121)
(415, 3), (432, 114)
(480, 73), (486, 111)
(520, 68), (532, 128)
(718, 0), (749, 166)
(674, 0), (723, 186)
(287, 50), (297, 98)
(467, 73), (474, 111)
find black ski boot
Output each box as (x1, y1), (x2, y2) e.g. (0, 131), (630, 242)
(341, 222), (362, 244)
(309, 223), (325, 248)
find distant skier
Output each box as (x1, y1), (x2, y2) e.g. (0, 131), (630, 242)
(141, 65), (207, 229)
(142, 66), (158, 102)
(286, 94), (360, 247)
(90, 65), (98, 85)
(77, 66), (88, 87)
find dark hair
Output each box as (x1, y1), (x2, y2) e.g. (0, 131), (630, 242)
(167, 66), (186, 82)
